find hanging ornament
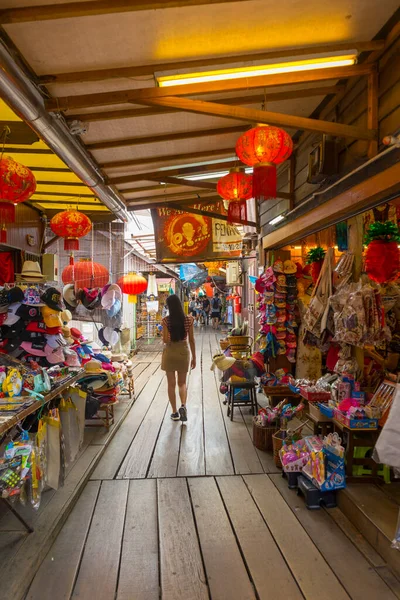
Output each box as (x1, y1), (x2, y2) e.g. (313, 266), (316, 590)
(117, 272), (147, 303)
(147, 273), (158, 298)
(50, 209), (92, 251)
(306, 247), (326, 284)
(0, 156), (36, 243)
(217, 167), (252, 224)
(365, 221), (400, 284)
(235, 125), (293, 201)
(62, 259), (109, 289)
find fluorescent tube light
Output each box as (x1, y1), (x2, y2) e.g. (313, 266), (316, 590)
(269, 214), (285, 226)
(157, 55), (357, 87)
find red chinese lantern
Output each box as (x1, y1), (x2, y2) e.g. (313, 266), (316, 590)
(117, 272), (147, 303)
(62, 259), (109, 289)
(50, 209), (92, 251)
(236, 125), (293, 201)
(0, 156), (36, 243)
(217, 167), (252, 223)
(365, 222), (400, 284)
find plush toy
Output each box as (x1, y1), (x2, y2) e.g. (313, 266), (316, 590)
(3, 368), (23, 397)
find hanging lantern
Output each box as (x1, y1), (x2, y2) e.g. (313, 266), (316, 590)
(0, 156), (36, 243)
(365, 221), (400, 284)
(50, 209), (92, 251)
(236, 125), (293, 201)
(217, 167), (252, 223)
(62, 259), (109, 289)
(117, 272), (147, 303)
(306, 247), (326, 284)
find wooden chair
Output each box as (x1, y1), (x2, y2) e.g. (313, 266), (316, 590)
(227, 381), (258, 421)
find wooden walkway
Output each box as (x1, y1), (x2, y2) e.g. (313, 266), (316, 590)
(7, 330), (400, 599)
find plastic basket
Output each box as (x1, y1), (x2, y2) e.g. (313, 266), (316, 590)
(272, 430), (302, 468)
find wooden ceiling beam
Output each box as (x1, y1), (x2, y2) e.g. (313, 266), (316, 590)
(110, 160), (238, 185)
(36, 180), (87, 186)
(138, 96), (377, 140)
(40, 42), (383, 85)
(87, 125), (246, 151)
(126, 193), (221, 206)
(68, 85), (344, 123)
(100, 147), (235, 169)
(0, 0), (248, 24)
(46, 64), (374, 112)
(145, 175), (217, 190)
(31, 191), (97, 198)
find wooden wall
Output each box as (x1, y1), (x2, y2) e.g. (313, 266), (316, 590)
(260, 24), (400, 234)
(0, 203), (43, 256)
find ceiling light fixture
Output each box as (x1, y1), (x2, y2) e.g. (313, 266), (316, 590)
(157, 54), (357, 87)
(269, 214), (285, 226)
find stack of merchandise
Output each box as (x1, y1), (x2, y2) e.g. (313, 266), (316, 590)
(255, 260), (299, 362)
(77, 357), (124, 420)
(255, 398), (304, 427)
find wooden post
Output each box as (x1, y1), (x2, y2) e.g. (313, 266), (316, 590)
(367, 67), (379, 158)
(288, 154), (296, 210)
(348, 215), (364, 370)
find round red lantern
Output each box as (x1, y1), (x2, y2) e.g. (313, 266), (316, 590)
(63, 259), (109, 289)
(364, 222), (400, 284)
(117, 272), (147, 303)
(217, 167), (253, 223)
(50, 209), (92, 251)
(236, 125), (293, 201)
(0, 156), (36, 243)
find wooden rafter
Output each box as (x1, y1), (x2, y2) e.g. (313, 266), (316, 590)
(145, 175), (217, 190)
(46, 64), (374, 112)
(35, 180), (87, 187)
(126, 191), (221, 206)
(0, 0), (250, 23)
(87, 125), (246, 151)
(137, 96), (377, 140)
(40, 42), (383, 85)
(30, 191), (97, 198)
(100, 147), (235, 169)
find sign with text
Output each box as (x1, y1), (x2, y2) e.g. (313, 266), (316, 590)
(151, 201), (242, 263)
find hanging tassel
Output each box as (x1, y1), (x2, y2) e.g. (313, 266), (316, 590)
(69, 254), (75, 266)
(0, 226), (7, 244)
(228, 200), (247, 224)
(0, 202), (16, 225)
(64, 237), (79, 251)
(252, 164), (276, 201)
(128, 294), (137, 304)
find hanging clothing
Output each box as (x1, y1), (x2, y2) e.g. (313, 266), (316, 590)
(296, 294), (322, 380)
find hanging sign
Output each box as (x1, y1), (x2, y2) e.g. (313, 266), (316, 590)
(151, 201), (242, 263)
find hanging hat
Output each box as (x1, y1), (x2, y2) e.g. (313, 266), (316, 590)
(101, 287), (115, 310)
(16, 304), (42, 321)
(44, 344), (65, 364)
(41, 287), (63, 311)
(81, 288), (101, 310)
(22, 286), (45, 306)
(120, 327), (130, 345)
(60, 309), (72, 324)
(41, 305), (63, 328)
(249, 351), (265, 376)
(272, 259), (284, 273)
(104, 327), (119, 346)
(255, 277), (266, 294)
(0, 289), (9, 311)
(70, 327), (84, 342)
(210, 353), (236, 372)
(16, 261), (46, 282)
(45, 333), (67, 348)
(7, 287), (24, 304)
(26, 321), (60, 335)
(63, 284), (77, 310)
(64, 348), (81, 367)
(84, 359), (104, 374)
(283, 260), (297, 275)
(106, 298), (121, 318)
(3, 303), (21, 326)
(98, 327), (107, 346)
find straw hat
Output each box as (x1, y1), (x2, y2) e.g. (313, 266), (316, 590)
(210, 353), (236, 371)
(63, 284), (78, 309)
(16, 261), (46, 282)
(84, 359), (105, 374)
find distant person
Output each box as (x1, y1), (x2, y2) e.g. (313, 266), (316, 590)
(189, 295), (196, 319)
(211, 293), (222, 329)
(161, 294), (196, 422)
(202, 296), (211, 325)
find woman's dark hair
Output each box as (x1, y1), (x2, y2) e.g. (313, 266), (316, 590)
(166, 294), (186, 341)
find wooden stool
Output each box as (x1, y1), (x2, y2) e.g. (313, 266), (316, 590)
(306, 411), (334, 437)
(227, 381), (258, 421)
(86, 403), (115, 429)
(333, 419), (380, 482)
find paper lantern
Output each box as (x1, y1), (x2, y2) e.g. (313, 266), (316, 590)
(50, 209), (92, 251)
(0, 156), (36, 243)
(217, 167), (252, 224)
(62, 259), (109, 289)
(236, 125), (293, 201)
(117, 272), (147, 303)
(365, 221), (400, 284)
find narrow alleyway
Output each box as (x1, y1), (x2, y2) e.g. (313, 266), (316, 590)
(24, 330), (399, 600)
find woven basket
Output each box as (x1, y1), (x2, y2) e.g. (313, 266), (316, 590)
(219, 339), (229, 350)
(227, 335), (251, 346)
(252, 418), (278, 451)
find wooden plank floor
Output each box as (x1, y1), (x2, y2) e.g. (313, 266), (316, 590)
(7, 330), (400, 599)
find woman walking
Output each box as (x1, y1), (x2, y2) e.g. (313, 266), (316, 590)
(161, 294), (196, 421)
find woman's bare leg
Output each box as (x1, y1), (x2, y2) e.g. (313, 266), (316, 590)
(166, 371), (177, 413)
(177, 371), (188, 406)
